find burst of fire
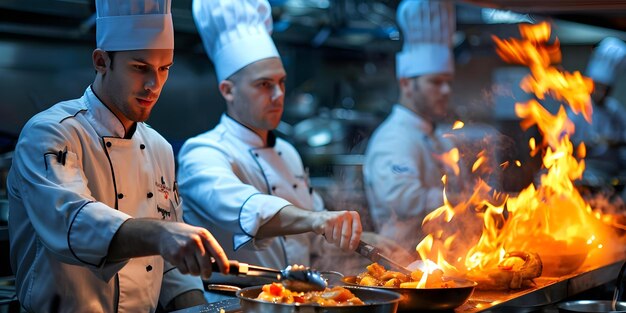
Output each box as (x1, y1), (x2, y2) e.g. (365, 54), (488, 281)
(415, 21), (623, 286)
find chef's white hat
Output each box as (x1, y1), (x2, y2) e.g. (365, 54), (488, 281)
(585, 37), (626, 86)
(396, 0), (456, 79)
(96, 0), (173, 51)
(193, 0), (279, 82)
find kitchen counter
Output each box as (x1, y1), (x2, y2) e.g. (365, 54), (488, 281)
(173, 259), (625, 313)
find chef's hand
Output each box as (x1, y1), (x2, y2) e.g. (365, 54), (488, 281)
(313, 210), (362, 251)
(159, 222), (229, 279)
(109, 219), (229, 279)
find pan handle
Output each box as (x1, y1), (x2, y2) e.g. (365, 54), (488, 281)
(205, 284), (241, 296)
(612, 261), (626, 310)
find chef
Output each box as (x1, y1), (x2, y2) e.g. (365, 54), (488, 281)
(177, 0), (365, 294)
(7, 0), (230, 312)
(363, 0), (459, 253)
(569, 37), (626, 191)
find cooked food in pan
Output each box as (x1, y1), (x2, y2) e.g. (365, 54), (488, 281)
(468, 251), (543, 290)
(256, 282), (365, 306)
(355, 262), (457, 288)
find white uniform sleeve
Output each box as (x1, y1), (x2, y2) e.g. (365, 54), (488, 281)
(366, 143), (443, 218)
(12, 119), (130, 279)
(178, 140), (290, 250)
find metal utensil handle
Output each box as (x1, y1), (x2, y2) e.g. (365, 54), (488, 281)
(211, 259), (241, 275)
(356, 240), (412, 275)
(612, 261), (626, 310)
(356, 240), (380, 261)
(212, 259), (283, 280)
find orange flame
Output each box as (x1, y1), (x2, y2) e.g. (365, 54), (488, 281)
(436, 148), (461, 176)
(416, 21), (623, 285)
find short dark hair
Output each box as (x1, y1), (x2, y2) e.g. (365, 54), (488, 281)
(107, 51), (116, 69)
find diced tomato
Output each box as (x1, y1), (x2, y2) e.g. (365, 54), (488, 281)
(269, 283), (283, 296)
(293, 295), (305, 303)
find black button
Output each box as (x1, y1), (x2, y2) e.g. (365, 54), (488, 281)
(117, 193), (124, 199)
(140, 144), (146, 150)
(293, 184), (297, 189)
(147, 192), (153, 198)
(254, 153), (259, 157)
(271, 186), (277, 191)
(278, 151), (282, 156)
(106, 142), (112, 148)
(146, 265), (152, 272)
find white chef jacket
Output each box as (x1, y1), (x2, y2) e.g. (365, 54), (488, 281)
(177, 114), (326, 286)
(8, 87), (202, 313)
(363, 105), (453, 252)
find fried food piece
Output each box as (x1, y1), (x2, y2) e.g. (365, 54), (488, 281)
(469, 251), (543, 290)
(366, 262), (387, 279)
(357, 275), (380, 286)
(356, 263), (457, 288)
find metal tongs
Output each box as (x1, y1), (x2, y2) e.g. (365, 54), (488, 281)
(355, 240), (413, 275)
(212, 260), (328, 291)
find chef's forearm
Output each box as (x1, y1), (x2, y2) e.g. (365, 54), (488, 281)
(256, 205), (317, 238)
(107, 218), (164, 261)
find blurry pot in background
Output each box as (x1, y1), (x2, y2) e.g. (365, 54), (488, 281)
(292, 108), (381, 157)
(557, 300), (626, 313)
(293, 116), (347, 155)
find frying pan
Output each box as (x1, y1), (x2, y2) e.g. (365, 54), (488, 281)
(341, 275), (476, 311)
(236, 285), (402, 313)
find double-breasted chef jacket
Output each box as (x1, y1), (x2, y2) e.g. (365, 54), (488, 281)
(363, 104), (454, 252)
(177, 114), (326, 286)
(8, 86), (201, 313)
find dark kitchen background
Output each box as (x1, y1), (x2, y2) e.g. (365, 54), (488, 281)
(1, 1), (625, 225)
(4, 0), (624, 224)
(1, 1), (626, 312)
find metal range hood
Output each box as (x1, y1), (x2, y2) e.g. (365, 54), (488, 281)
(461, 0), (626, 32)
(0, 0), (402, 52)
(1, 0), (624, 51)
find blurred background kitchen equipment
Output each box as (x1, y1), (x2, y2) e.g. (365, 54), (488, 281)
(0, 152), (12, 200)
(557, 300), (626, 313)
(0, 199), (18, 313)
(556, 261), (626, 313)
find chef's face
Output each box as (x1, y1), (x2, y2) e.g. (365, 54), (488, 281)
(94, 49), (174, 130)
(406, 73), (453, 123)
(221, 57), (286, 134)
